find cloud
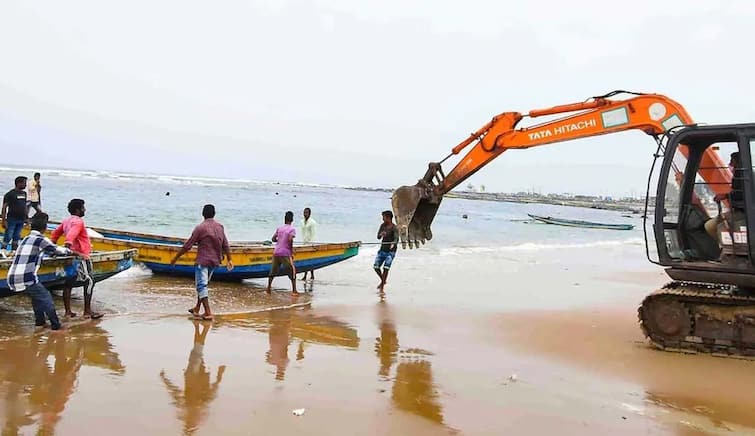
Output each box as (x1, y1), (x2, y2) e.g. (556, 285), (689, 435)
(1, 0), (753, 195)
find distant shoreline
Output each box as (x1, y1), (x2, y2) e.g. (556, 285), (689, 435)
(0, 165), (645, 212)
(443, 191), (647, 214)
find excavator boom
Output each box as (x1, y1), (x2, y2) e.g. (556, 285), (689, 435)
(392, 91), (730, 248)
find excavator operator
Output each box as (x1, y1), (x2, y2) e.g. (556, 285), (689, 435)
(706, 151), (747, 244)
(718, 152), (746, 212)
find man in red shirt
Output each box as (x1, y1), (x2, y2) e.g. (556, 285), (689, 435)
(170, 204), (233, 321)
(50, 198), (103, 319)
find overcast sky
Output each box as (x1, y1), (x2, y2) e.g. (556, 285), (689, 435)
(1, 0), (754, 196)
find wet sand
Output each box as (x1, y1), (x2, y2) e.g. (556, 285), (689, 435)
(1, 245), (755, 435)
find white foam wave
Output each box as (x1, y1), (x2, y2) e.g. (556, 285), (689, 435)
(0, 166), (379, 191)
(438, 238), (644, 256)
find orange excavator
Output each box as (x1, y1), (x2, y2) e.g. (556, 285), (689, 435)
(392, 90), (755, 358)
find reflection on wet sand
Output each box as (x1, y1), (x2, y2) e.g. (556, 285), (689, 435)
(266, 309), (292, 380)
(214, 305), (360, 381)
(0, 324), (123, 435)
(160, 320), (226, 436)
(374, 302), (443, 424)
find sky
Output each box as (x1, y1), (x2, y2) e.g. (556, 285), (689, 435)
(1, 0), (754, 196)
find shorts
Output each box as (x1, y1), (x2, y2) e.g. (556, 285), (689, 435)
(66, 258), (95, 298)
(270, 256), (294, 277)
(195, 265), (215, 299)
(374, 250), (395, 270)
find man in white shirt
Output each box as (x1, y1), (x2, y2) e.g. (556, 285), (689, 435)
(28, 172), (42, 215)
(300, 207), (317, 281)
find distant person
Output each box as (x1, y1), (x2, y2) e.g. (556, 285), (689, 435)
(2, 176), (29, 251)
(7, 213), (73, 331)
(374, 210), (398, 292)
(300, 207), (317, 281)
(28, 172), (43, 215)
(50, 198), (103, 319)
(170, 204), (233, 321)
(267, 211), (297, 295)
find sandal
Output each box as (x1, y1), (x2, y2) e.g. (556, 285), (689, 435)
(89, 312), (104, 320)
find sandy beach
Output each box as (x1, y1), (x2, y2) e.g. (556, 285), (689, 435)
(2, 238), (753, 435)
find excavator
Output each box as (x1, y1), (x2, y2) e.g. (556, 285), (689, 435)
(392, 90), (755, 358)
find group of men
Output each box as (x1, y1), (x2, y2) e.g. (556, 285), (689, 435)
(169, 205), (399, 320)
(170, 206), (319, 320)
(2, 172), (400, 329)
(4, 196), (102, 332)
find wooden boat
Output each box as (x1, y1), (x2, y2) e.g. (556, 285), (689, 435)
(527, 214), (635, 231)
(0, 249), (138, 298)
(4, 225), (360, 281)
(85, 226), (359, 281)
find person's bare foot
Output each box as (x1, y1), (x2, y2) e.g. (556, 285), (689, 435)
(265, 288), (272, 294)
(49, 327), (67, 335)
(64, 312), (77, 318)
(292, 290), (300, 296)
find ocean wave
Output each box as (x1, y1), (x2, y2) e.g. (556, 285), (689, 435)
(0, 166), (370, 190)
(438, 238), (644, 256)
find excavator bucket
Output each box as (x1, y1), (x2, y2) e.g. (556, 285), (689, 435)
(391, 183), (442, 249)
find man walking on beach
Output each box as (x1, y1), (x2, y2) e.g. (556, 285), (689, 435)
(51, 198), (103, 319)
(374, 210), (398, 292)
(267, 211), (297, 295)
(7, 213), (73, 331)
(28, 172), (43, 215)
(300, 207), (317, 281)
(2, 176), (29, 252)
(170, 204), (233, 321)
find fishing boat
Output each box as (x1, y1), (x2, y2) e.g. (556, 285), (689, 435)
(5, 225), (360, 281)
(0, 249), (137, 298)
(527, 214), (635, 231)
(84, 226), (359, 281)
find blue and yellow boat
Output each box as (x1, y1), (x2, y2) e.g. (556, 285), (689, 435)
(0, 249), (137, 298)
(85, 226), (360, 281)
(4, 225), (360, 281)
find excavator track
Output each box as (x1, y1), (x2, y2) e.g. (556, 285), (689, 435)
(638, 281), (755, 359)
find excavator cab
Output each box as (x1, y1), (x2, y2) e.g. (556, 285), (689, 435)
(652, 124), (755, 287)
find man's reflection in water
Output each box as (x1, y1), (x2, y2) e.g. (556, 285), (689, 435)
(1, 325), (121, 436)
(160, 320), (226, 435)
(374, 302), (444, 424)
(374, 302), (399, 378)
(37, 335), (85, 434)
(266, 309), (292, 381)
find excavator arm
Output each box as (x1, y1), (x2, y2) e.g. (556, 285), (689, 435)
(392, 91), (731, 248)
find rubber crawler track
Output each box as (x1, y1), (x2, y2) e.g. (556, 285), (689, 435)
(638, 281), (755, 359)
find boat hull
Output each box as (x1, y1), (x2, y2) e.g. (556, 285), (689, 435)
(4, 225), (361, 281)
(527, 214), (634, 231)
(0, 249), (137, 298)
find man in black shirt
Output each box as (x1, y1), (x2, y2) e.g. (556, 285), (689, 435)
(2, 176), (29, 251)
(374, 210), (398, 292)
